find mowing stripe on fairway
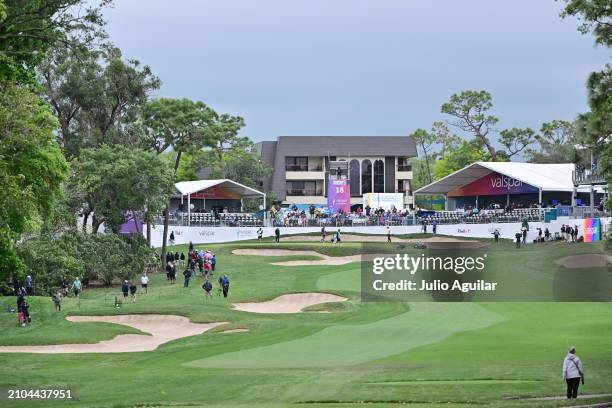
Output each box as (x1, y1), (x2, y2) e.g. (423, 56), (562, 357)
(185, 302), (504, 368)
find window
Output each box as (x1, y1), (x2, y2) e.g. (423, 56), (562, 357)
(374, 160), (384, 193)
(398, 158), (412, 172)
(349, 160), (360, 196)
(286, 181), (322, 196)
(285, 157), (308, 171)
(361, 160), (372, 194)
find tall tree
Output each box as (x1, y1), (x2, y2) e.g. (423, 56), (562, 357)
(72, 145), (174, 234)
(142, 98), (218, 261)
(0, 82), (69, 281)
(525, 120), (582, 163)
(441, 90), (500, 160)
(40, 41), (160, 159)
(0, 0), (110, 83)
(559, 0), (612, 46)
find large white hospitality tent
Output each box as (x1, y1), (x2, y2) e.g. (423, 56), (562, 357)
(414, 162), (605, 210)
(174, 179), (265, 221)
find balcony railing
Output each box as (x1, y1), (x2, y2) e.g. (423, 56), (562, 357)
(286, 189), (323, 196)
(285, 164), (323, 172)
(572, 169), (606, 185)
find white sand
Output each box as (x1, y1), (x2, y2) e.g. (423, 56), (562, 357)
(220, 328), (249, 333)
(233, 292), (347, 314)
(0, 314), (226, 354)
(555, 254), (612, 269)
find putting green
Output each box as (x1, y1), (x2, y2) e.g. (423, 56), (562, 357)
(186, 302), (503, 368)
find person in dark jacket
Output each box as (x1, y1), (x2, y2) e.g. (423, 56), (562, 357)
(220, 274), (230, 298)
(183, 268), (192, 287)
(515, 232), (522, 248)
(129, 282), (137, 303)
(275, 228), (280, 243)
(189, 241), (194, 252)
(121, 280), (129, 299)
(211, 253), (216, 272)
(180, 252), (185, 266)
(202, 279), (213, 300)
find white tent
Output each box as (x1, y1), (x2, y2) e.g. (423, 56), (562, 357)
(414, 162), (605, 206)
(175, 179), (265, 224)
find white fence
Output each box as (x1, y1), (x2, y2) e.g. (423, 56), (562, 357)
(147, 216), (609, 247)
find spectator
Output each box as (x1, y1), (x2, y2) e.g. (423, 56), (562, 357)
(140, 273), (149, 294)
(183, 268), (192, 288)
(25, 275), (33, 295)
(563, 346), (584, 399)
(73, 277), (82, 298)
(121, 280), (129, 300)
(129, 282), (137, 303)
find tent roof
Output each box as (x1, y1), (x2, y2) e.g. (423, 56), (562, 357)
(175, 179), (264, 197)
(414, 162), (595, 195)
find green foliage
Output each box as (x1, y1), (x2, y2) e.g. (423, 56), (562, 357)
(18, 232), (154, 292)
(498, 127), (536, 157)
(525, 120), (582, 163)
(72, 145), (174, 232)
(0, 0), (110, 83)
(0, 82), (69, 281)
(433, 139), (489, 179)
(40, 41), (160, 158)
(560, 0), (612, 46)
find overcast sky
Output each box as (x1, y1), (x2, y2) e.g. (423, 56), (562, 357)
(103, 0), (609, 142)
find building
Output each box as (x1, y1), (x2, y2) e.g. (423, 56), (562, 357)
(414, 162), (607, 209)
(255, 136), (417, 208)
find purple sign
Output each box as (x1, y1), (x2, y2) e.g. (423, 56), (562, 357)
(448, 172), (538, 197)
(119, 212), (143, 234)
(328, 177), (351, 213)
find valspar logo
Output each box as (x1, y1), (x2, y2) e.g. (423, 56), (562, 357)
(198, 230), (215, 237)
(491, 175), (522, 190)
(236, 229), (254, 238)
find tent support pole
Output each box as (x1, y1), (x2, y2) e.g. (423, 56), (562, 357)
(187, 194), (191, 226)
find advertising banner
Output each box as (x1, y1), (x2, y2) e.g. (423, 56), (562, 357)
(583, 218), (601, 242)
(328, 177), (350, 213)
(363, 193), (405, 210)
(447, 172), (538, 197)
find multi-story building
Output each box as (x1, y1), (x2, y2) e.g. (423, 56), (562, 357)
(255, 136), (417, 208)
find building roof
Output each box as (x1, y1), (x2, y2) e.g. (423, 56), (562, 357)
(414, 162), (599, 195)
(175, 179), (264, 197)
(274, 136), (417, 157)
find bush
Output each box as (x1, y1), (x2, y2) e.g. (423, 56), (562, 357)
(18, 232), (154, 293)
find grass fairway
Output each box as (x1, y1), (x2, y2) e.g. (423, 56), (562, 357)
(0, 238), (611, 407)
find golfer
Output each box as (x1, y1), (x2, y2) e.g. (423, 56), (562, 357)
(492, 229), (500, 242)
(563, 346), (584, 399)
(387, 227), (391, 243)
(321, 226), (326, 242)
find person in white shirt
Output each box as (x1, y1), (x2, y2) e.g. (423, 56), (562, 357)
(563, 346), (584, 399)
(140, 273), (150, 294)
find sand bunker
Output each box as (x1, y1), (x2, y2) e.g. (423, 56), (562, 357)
(232, 248), (361, 266)
(555, 254), (612, 269)
(233, 292), (347, 314)
(0, 315), (226, 354)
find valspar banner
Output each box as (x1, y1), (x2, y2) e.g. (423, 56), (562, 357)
(583, 218), (601, 242)
(447, 172), (538, 197)
(363, 193), (405, 210)
(328, 177), (351, 213)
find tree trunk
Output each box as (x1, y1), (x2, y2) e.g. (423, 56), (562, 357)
(146, 222), (151, 247)
(82, 211), (90, 233)
(92, 215), (102, 234)
(161, 150), (183, 268)
(160, 205), (170, 267)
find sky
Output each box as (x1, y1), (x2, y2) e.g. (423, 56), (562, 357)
(103, 0), (610, 142)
